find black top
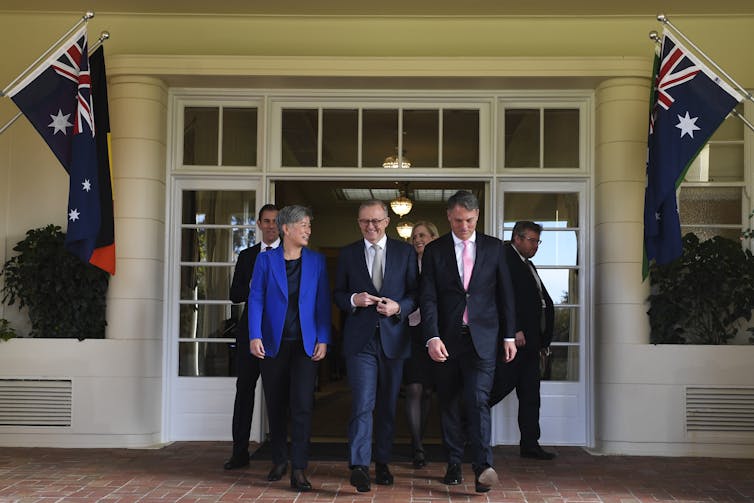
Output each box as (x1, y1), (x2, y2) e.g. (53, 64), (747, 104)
(282, 257), (303, 341)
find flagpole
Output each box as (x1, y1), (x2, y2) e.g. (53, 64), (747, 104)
(0, 11), (94, 98)
(658, 14), (754, 102)
(89, 31), (110, 54)
(0, 30), (109, 137)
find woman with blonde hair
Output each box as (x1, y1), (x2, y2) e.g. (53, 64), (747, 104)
(403, 220), (439, 468)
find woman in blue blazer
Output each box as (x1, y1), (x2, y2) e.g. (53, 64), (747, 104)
(249, 205), (331, 492)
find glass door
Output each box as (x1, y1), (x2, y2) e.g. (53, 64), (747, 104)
(492, 180), (590, 446)
(166, 177), (264, 440)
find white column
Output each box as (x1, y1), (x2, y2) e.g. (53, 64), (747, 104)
(593, 77), (653, 451)
(106, 76), (168, 342)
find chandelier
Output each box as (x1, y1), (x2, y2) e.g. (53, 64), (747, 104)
(396, 221), (414, 240)
(382, 155), (411, 169)
(390, 195), (413, 217)
(382, 145), (411, 169)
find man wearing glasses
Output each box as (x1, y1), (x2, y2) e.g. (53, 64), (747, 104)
(333, 200), (418, 492)
(489, 220), (556, 460)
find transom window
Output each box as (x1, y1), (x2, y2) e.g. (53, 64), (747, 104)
(499, 102), (585, 171)
(270, 102), (486, 169)
(182, 105), (259, 167)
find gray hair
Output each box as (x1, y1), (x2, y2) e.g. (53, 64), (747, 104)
(358, 199), (389, 216)
(447, 190), (479, 211)
(276, 205), (313, 236)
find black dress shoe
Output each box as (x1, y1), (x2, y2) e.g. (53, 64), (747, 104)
(375, 463), (394, 485)
(349, 465), (371, 492)
(223, 456), (249, 470)
(412, 449), (426, 469)
(442, 463), (462, 485)
(290, 469), (312, 492)
(520, 446), (556, 460)
(267, 462), (288, 481)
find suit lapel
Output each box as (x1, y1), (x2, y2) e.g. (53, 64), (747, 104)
(442, 234), (464, 289)
(299, 248), (315, 298)
(381, 238), (398, 290)
(353, 241), (373, 287)
(469, 234), (488, 288)
(269, 248), (288, 296)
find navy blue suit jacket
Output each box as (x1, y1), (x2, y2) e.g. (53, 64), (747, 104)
(248, 246), (331, 358)
(333, 237), (419, 359)
(420, 232), (516, 360)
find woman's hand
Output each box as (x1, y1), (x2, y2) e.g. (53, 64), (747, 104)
(250, 339), (265, 359)
(311, 342), (327, 361)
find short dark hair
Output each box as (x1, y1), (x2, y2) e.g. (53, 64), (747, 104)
(447, 190), (479, 211)
(512, 220), (543, 238)
(276, 205), (313, 236)
(258, 204), (279, 221)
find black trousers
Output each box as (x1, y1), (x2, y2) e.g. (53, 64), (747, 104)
(489, 351), (541, 448)
(260, 340), (318, 470)
(434, 327), (495, 471)
(230, 335), (261, 460)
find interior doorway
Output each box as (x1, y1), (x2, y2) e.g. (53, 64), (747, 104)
(273, 179), (486, 443)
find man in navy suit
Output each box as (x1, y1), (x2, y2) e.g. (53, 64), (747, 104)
(420, 190), (517, 493)
(333, 199), (418, 492)
(224, 204), (279, 470)
(489, 221), (556, 460)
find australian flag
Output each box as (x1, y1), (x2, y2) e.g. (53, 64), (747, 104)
(7, 26), (102, 267)
(643, 29), (742, 274)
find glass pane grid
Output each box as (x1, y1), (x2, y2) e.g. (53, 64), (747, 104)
(278, 105), (483, 170)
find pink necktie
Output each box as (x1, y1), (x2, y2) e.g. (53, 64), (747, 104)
(462, 240), (472, 324)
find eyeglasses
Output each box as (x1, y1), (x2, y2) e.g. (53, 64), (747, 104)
(523, 237), (542, 245)
(358, 218), (387, 227)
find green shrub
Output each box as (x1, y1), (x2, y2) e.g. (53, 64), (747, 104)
(1, 225), (108, 339)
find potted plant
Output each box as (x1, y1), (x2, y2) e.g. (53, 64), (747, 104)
(647, 233), (754, 344)
(1, 225), (109, 340)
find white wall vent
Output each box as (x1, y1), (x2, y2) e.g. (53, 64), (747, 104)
(686, 386), (754, 432)
(0, 379), (72, 427)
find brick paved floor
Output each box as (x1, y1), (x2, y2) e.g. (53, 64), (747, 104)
(1, 442), (753, 502)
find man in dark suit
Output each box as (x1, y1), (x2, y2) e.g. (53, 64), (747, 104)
(420, 190), (517, 493)
(223, 204), (279, 470)
(333, 199), (418, 492)
(489, 221), (556, 460)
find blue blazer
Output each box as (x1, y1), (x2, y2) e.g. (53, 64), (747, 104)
(333, 237), (418, 359)
(248, 246), (331, 358)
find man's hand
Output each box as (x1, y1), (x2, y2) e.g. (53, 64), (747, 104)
(250, 339), (265, 359)
(428, 338), (449, 362)
(353, 292), (382, 308)
(312, 342), (327, 361)
(503, 339), (517, 362)
(376, 297), (400, 317)
(515, 330), (526, 347)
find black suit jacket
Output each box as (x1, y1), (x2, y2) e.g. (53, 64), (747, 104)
(420, 232), (516, 360)
(229, 243), (262, 340)
(333, 237), (418, 359)
(504, 242), (554, 355)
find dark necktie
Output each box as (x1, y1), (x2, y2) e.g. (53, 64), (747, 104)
(265, 246), (272, 251)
